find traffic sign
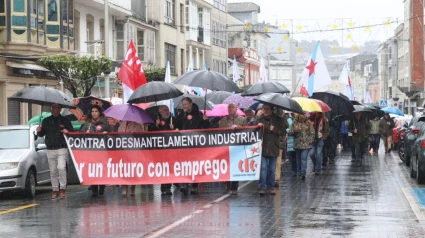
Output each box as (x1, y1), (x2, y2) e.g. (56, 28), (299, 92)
(379, 100), (388, 107)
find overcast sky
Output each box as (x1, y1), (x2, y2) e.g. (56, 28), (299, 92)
(228, 0), (405, 44)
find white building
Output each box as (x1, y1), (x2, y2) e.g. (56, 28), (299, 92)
(184, 0), (228, 74)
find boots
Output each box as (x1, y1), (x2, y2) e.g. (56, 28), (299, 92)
(59, 189), (66, 199)
(51, 191), (59, 199)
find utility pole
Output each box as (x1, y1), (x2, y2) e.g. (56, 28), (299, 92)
(104, 0), (110, 98)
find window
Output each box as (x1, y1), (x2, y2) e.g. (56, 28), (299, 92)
(115, 23), (124, 60)
(165, 43), (176, 74)
(212, 21), (226, 48)
(146, 30), (155, 63)
(137, 30), (145, 61)
(0, 0), (5, 27)
(132, 0), (147, 21)
(198, 8), (203, 27)
(46, 0), (60, 46)
(180, 3), (184, 32)
(164, 0), (175, 25)
(12, 0), (28, 42)
(214, 0), (219, 8)
(185, 2), (189, 31)
(219, 0), (226, 12)
(181, 48), (184, 75)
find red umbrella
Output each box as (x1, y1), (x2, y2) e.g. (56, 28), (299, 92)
(312, 99), (331, 112)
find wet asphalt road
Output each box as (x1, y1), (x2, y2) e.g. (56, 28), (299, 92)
(2, 147), (425, 237)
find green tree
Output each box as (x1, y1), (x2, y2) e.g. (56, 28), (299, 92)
(38, 55), (112, 97)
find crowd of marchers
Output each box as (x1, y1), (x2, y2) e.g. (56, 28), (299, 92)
(37, 98), (395, 199)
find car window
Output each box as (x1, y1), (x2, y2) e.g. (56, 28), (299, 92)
(409, 116), (417, 127)
(0, 129), (29, 149)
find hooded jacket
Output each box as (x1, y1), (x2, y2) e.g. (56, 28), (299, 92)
(369, 117), (380, 135)
(349, 115), (370, 142)
(379, 113), (395, 136)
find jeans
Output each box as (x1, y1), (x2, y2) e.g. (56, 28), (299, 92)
(309, 139), (324, 171)
(288, 151), (297, 175)
(370, 134), (380, 152)
(353, 139), (369, 161)
(47, 148), (68, 191)
(295, 149), (309, 176)
(259, 156), (277, 190)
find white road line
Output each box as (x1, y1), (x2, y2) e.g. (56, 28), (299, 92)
(401, 187), (425, 220)
(145, 181), (254, 238)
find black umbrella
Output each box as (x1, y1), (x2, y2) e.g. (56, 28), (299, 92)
(353, 105), (372, 113)
(127, 81), (183, 104)
(9, 86), (74, 108)
(241, 81), (290, 96)
(310, 90), (354, 118)
(174, 70), (241, 92)
(206, 91), (233, 104)
(351, 100), (362, 105)
(254, 93), (303, 114)
(174, 94), (213, 111)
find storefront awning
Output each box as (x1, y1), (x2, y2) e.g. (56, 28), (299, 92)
(6, 61), (49, 72)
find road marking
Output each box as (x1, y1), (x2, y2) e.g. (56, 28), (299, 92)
(401, 187), (425, 220)
(145, 181), (253, 238)
(0, 204), (39, 215)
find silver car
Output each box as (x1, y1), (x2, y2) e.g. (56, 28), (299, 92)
(0, 125), (50, 198)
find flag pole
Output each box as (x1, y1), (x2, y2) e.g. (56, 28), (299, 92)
(291, 76), (302, 97)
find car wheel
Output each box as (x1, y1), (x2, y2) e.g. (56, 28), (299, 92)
(417, 158), (425, 184)
(399, 144), (406, 162)
(23, 169), (36, 198)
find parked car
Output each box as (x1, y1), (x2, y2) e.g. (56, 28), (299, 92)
(393, 117), (412, 150)
(409, 123), (425, 184)
(401, 113), (425, 166)
(0, 125), (79, 198)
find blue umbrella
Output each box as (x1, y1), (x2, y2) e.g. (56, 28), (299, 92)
(381, 107), (404, 116)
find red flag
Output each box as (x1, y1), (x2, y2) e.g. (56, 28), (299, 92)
(300, 84), (309, 96)
(118, 40), (147, 101)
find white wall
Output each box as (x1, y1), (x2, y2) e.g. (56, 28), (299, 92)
(75, 2), (116, 57)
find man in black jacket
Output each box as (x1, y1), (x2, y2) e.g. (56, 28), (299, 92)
(36, 104), (73, 199)
(177, 97), (209, 195)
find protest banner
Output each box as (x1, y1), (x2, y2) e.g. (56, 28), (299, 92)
(65, 126), (263, 185)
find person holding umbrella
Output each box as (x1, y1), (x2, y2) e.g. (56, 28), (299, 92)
(36, 104), (74, 199)
(349, 111), (371, 166)
(288, 113), (315, 180)
(308, 112), (329, 174)
(79, 105), (111, 197)
(178, 97), (210, 195)
(152, 105), (180, 195)
(254, 104), (287, 195)
(379, 113), (395, 153)
(218, 103), (247, 195)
